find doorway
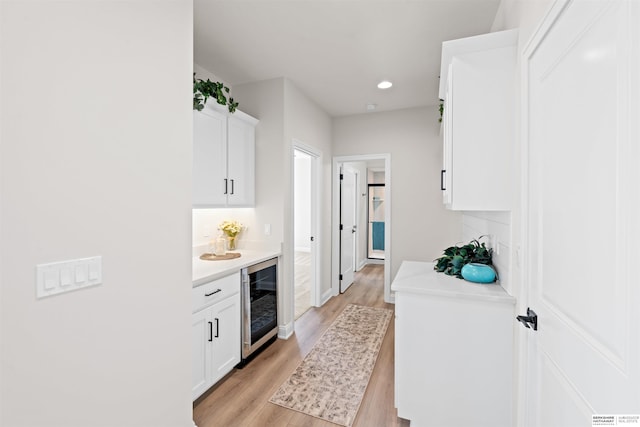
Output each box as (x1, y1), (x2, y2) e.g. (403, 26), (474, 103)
(293, 144), (320, 319)
(367, 181), (385, 260)
(332, 154), (392, 303)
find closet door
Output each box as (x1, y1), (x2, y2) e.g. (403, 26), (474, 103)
(521, 1), (640, 425)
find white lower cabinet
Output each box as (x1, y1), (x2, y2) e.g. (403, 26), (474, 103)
(192, 273), (240, 401)
(392, 261), (515, 427)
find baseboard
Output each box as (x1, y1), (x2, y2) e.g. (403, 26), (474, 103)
(278, 321), (294, 339)
(366, 258), (385, 265)
(320, 288), (333, 306)
(357, 259), (367, 271)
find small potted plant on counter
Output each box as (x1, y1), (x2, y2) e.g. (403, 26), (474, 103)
(434, 237), (496, 283)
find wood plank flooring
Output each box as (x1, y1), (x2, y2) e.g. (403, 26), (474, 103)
(193, 264), (410, 427)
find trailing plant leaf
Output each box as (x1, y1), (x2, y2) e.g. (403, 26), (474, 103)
(433, 236), (494, 279)
(193, 73), (239, 113)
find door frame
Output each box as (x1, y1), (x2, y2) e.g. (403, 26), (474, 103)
(291, 141), (322, 315)
(331, 154), (392, 303)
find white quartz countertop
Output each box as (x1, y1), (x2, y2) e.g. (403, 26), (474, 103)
(391, 261), (515, 304)
(192, 249), (281, 287)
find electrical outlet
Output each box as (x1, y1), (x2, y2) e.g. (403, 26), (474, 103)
(264, 224), (271, 236)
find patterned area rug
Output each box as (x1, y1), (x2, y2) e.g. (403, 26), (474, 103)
(269, 304), (393, 426)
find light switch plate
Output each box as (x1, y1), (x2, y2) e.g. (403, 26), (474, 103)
(36, 256), (102, 299)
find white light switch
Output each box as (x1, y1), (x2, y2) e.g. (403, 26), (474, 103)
(264, 224), (271, 236)
(60, 268), (72, 287)
(36, 256), (102, 299)
(44, 269), (58, 290)
(74, 265), (87, 283)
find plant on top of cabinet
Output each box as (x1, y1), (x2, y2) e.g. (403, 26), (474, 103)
(193, 73), (239, 113)
(434, 237), (493, 279)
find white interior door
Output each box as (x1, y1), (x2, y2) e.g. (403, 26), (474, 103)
(340, 168), (356, 293)
(522, 1), (640, 425)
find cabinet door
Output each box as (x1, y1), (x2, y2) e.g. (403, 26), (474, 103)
(441, 64), (453, 207)
(193, 108), (227, 207)
(192, 308), (212, 400)
(210, 293), (241, 384)
(226, 116), (255, 206)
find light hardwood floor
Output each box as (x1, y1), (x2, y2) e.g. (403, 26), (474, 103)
(294, 251), (311, 319)
(193, 264), (410, 427)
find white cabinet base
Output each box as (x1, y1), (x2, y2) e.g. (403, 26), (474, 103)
(393, 261), (515, 427)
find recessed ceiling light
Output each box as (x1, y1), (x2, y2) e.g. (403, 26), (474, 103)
(366, 103), (377, 111)
(377, 80), (393, 89)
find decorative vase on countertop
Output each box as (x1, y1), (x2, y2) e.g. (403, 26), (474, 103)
(461, 263), (496, 283)
(227, 235), (237, 251)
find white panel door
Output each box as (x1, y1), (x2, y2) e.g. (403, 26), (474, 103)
(193, 108), (227, 207)
(522, 0), (640, 425)
(340, 168), (356, 293)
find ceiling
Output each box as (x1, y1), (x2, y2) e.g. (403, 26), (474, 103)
(194, 0), (501, 117)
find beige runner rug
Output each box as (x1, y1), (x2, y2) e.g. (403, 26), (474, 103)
(269, 304), (393, 426)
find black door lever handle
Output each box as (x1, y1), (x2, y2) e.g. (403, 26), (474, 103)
(516, 307), (538, 331)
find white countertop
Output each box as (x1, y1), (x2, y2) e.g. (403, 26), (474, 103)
(192, 249), (281, 287)
(391, 261), (515, 304)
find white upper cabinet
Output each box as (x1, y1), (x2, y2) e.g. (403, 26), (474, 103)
(227, 115), (256, 206)
(439, 29), (517, 211)
(193, 102), (258, 208)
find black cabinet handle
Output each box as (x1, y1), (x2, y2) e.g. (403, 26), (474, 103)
(214, 318), (219, 338)
(208, 321), (213, 342)
(230, 179), (235, 195)
(205, 288), (222, 297)
(224, 179), (228, 195)
(440, 170), (446, 191)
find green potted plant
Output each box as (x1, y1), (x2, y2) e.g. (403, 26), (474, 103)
(434, 237), (494, 279)
(193, 73), (239, 113)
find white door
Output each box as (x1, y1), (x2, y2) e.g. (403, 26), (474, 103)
(340, 168), (356, 293)
(522, 1), (640, 425)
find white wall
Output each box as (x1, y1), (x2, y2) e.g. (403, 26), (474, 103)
(489, 0), (553, 301)
(333, 107), (462, 281)
(231, 77), (333, 332)
(1, 2), (193, 426)
(283, 78), (333, 308)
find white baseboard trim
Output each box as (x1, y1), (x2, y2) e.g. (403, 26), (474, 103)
(357, 259), (367, 271)
(320, 288), (333, 306)
(278, 322), (294, 339)
(366, 258), (385, 265)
